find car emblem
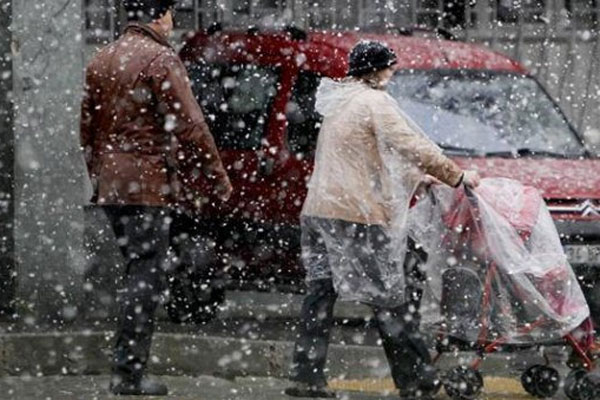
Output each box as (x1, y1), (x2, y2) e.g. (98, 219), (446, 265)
(548, 199), (600, 216)
(581, 200), (600, 216)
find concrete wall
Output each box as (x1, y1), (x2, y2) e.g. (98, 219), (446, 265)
(11, 0), (87, 327)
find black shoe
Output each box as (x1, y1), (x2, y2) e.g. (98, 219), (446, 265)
(110, 376), (168, 396)
(284, 382), (337, 398)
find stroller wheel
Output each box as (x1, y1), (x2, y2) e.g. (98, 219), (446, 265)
(521, 365), (541, 395)
(564, 369), (598, 400)
(521, 365), (559, 398)
(443, 366), (483, 400)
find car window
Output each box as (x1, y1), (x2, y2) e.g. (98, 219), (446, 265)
(188, 63), (279, 150)
(286, 72), (323, 157)
(387, 70), (585, 156)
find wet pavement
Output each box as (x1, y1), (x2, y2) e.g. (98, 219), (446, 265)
(0, 374), (560, 400)
(0, 290), (584, 399)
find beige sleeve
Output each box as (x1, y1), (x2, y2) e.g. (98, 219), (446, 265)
(370, 92), (464, 187)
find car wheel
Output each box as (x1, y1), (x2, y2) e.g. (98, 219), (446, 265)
(164, 267), (226, 324)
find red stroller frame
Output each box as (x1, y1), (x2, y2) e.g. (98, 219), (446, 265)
(426, 185), (598, 400)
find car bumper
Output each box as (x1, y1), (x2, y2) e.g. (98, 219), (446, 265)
(553, 220), (600, 269)
(554, 220), (600, 242)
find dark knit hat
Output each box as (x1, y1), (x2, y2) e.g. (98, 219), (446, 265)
(123, 0), (177, 22)
(347, 41), (397, 77)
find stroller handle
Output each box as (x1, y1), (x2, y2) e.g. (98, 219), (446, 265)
(423, 182), (477, 204)
(463, 183), (477, 203)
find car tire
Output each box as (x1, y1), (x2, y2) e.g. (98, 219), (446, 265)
(164, 270), (225, 324)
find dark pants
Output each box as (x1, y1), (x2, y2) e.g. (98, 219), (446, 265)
(291, 280), (433, 391)
(104, 205), (171, 384)
(291, 217), (434, 393)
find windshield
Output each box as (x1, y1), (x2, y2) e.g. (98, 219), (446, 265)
(387, 70), (585, 156)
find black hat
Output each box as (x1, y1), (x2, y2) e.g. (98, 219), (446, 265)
(347, 41), (397, 77)
(123, 0), (177, 22)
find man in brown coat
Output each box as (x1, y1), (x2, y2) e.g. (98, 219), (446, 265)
(80, 0), (231, 395)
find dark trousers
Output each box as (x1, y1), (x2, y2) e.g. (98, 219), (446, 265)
(104, 205), (171, 383)
(291, 217), (434, 393)
(290, 279), (433, 392)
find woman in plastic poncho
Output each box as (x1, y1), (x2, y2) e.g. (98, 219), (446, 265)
(285, 41), (481, 400)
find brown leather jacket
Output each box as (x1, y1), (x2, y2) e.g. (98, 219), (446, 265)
(81, 23), (230, 207)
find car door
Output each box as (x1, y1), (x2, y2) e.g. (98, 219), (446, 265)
(281, 70), (323, 223)
(187, 62), (281, 218)
(234, 69), (323, 281)
(188, 61), (302, 281)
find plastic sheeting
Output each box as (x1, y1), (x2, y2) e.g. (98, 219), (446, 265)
(408, 177), (590, 344)
(302, 78), (461, 307)
(301, 216), (408, 306)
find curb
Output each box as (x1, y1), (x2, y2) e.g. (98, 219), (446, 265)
(0, 331), (543, 380)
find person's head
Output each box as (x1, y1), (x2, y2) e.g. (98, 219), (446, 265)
(347, 41), (397, 89)
(123, 0), (177, 36)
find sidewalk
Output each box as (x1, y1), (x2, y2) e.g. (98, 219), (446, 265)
(0, 328), (551, 379)
(0, 374), (549, 400)
(0, 289), (576, 399)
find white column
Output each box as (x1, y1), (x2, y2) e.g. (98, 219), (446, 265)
(12, 0), (87, 327)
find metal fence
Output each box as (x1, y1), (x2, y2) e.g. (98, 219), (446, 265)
(83, 0), (600, 134)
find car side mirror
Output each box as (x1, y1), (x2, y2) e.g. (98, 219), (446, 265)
(583, 129), (600, 157)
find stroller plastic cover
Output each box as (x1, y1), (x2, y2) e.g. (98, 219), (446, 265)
(408, 177), (590, 344)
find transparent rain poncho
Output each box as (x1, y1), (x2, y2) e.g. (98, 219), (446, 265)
(302, 78), (462, 307)
(408, 178), (590, 344)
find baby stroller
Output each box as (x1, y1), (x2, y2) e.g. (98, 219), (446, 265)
(409, 178), (598, 400)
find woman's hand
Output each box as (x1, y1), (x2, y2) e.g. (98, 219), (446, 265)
(463, 170), (481, 188)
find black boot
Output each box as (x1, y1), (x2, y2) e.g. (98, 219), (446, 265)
(110, 375), (168, 396)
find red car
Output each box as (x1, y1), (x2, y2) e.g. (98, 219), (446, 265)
(165, 26), (600, 323)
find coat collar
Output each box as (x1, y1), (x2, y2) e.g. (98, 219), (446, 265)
(125, 22), (174, 50)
